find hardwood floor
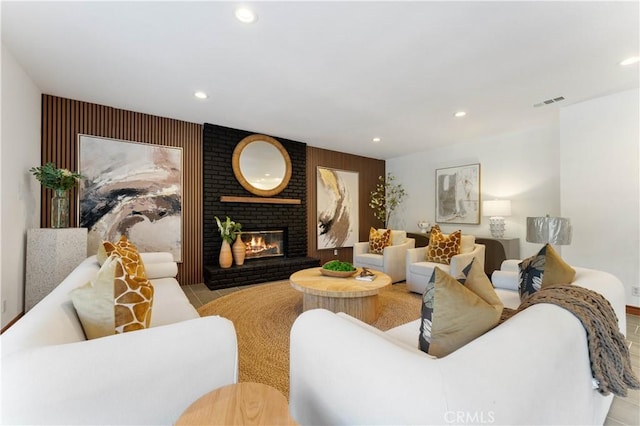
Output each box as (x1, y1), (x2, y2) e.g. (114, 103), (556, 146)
(606, 313), (640, 426)
(184, 282), (640, 424)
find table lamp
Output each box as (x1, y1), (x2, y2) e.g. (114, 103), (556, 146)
(526, 215), (572, 245)
(483, 200), (511, 238)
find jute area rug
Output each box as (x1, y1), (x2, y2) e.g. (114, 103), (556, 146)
(197, 280), (422, 399)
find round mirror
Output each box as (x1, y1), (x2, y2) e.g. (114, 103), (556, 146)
(232, 134), (292, 197)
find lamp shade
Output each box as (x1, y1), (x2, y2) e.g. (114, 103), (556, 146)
(483, 200), (511, 217)
(526, 216), (572, 245)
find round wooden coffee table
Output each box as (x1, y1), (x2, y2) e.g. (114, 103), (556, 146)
(289, 267), (392, 324)
(175, 382), (296, 425)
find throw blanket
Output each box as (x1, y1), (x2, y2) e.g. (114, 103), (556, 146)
(501, 285), (639, 397)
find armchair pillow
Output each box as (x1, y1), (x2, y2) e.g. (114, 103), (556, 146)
(426, 226), (461, 265)
(420, 259), (503, 357)
(519, 243), (576, 299)
(70, 255), (154, 339)
(368, 227), (391, 254)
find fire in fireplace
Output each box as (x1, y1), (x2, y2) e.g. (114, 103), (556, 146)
(241, 230), (285, 260)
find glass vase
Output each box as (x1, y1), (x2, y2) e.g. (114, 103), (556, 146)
(51, 189), (70, 228)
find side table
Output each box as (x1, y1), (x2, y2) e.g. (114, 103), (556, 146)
(25, 228), (88, 311)
(175, 382), (297, 425)
(476, 236), (520, 260)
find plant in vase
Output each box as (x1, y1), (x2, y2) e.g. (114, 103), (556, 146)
(215, 216), (242, 268)
(29, 162), (83, 228)
(369, 172), (407, 228)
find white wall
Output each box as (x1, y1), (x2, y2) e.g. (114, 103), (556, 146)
(560, 88), (639, 307)
(388, 89), (639, 307)
(387, 124), (561, 259)
(1, 43), (42, 328)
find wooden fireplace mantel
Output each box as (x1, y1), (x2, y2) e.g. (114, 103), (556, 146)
(220, 196), (301, 205)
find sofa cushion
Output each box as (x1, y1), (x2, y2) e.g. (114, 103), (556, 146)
(354, 253), (385, 268)
(426, 226), (461, 265)
(97, 235), (147, 279)
(70, 255), (154, 339)
(419, 260), (503, 357)
(519, 243), (576, 299)
(369, 227), (391, 254)
(150, 278), (200, 326)
(409, 261), (449, 276)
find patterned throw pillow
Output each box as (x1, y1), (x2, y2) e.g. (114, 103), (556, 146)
(70, 255), (154, 339)
(519, 243), (576, 299)
(426, 226), (461, 264)
(419, 259), (503, 357)
(97, 235), (147, 279)
(369, 227), (391, 254)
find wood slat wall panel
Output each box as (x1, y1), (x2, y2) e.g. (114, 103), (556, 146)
(40, 95), (203, 284)
(306, 146), (385, 265)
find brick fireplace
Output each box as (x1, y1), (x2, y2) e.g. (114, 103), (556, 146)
(241, 229), (285, 260)
(202, 123), (319, 290)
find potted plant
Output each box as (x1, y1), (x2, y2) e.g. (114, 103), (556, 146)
(30, 162), (83, 228)
(215, 216), (242, 268)
(369, 172), (407, 228)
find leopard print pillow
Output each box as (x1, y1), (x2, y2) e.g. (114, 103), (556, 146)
(369, 227), (391, 254)
(426, 226), (461, 264)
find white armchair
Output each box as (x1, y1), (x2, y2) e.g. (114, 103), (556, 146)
(353, 230), (415, 283)
(406, 236), (485, 294)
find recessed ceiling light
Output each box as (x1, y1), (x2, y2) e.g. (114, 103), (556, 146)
(454, 111), (467, 118)
(620, 56), (640, 66)
(194, 91), (208, 99)
(235, 7), (257, 23)
(372, 137), (381, 143)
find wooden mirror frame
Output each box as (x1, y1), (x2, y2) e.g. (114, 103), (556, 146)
(232, 134), (292, 197)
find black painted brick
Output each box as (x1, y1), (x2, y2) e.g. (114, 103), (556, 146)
(203, 123), (314, 288)
(203, 257), (320, 290)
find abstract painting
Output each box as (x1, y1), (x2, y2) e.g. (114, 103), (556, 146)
(435, 163), (481, 224)
(317, 167), (359, 249)
(78, 135), (183, 261)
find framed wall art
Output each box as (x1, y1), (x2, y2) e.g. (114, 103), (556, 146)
(78, 135), (183, 261)
(316, 166), (359, 249)
(435, 163), (481, 224)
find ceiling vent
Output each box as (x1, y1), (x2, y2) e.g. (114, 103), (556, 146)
(533, 96), (565, 107)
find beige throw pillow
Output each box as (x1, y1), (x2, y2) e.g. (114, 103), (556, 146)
(71, 255), (154, 340)
(419, 259), (503, 357)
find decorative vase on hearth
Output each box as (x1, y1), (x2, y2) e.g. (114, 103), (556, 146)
(232, 234), (246, 266)
(219, 240), (233, 269)
(51, 189), (70, 228)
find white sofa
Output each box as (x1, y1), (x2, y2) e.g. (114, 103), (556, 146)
(1, 253), (238, 425)
(353, 230), (415, 283)
(290, 263), (627, 425)
(406, 235), (485, 293)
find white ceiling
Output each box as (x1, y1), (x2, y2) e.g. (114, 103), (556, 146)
(2, 1), (638, 159)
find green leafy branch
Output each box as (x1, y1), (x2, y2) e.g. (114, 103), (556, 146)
(368, 172), (407, 227)
(215, 216), (242, 244)
(29, 162), (82, 191)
